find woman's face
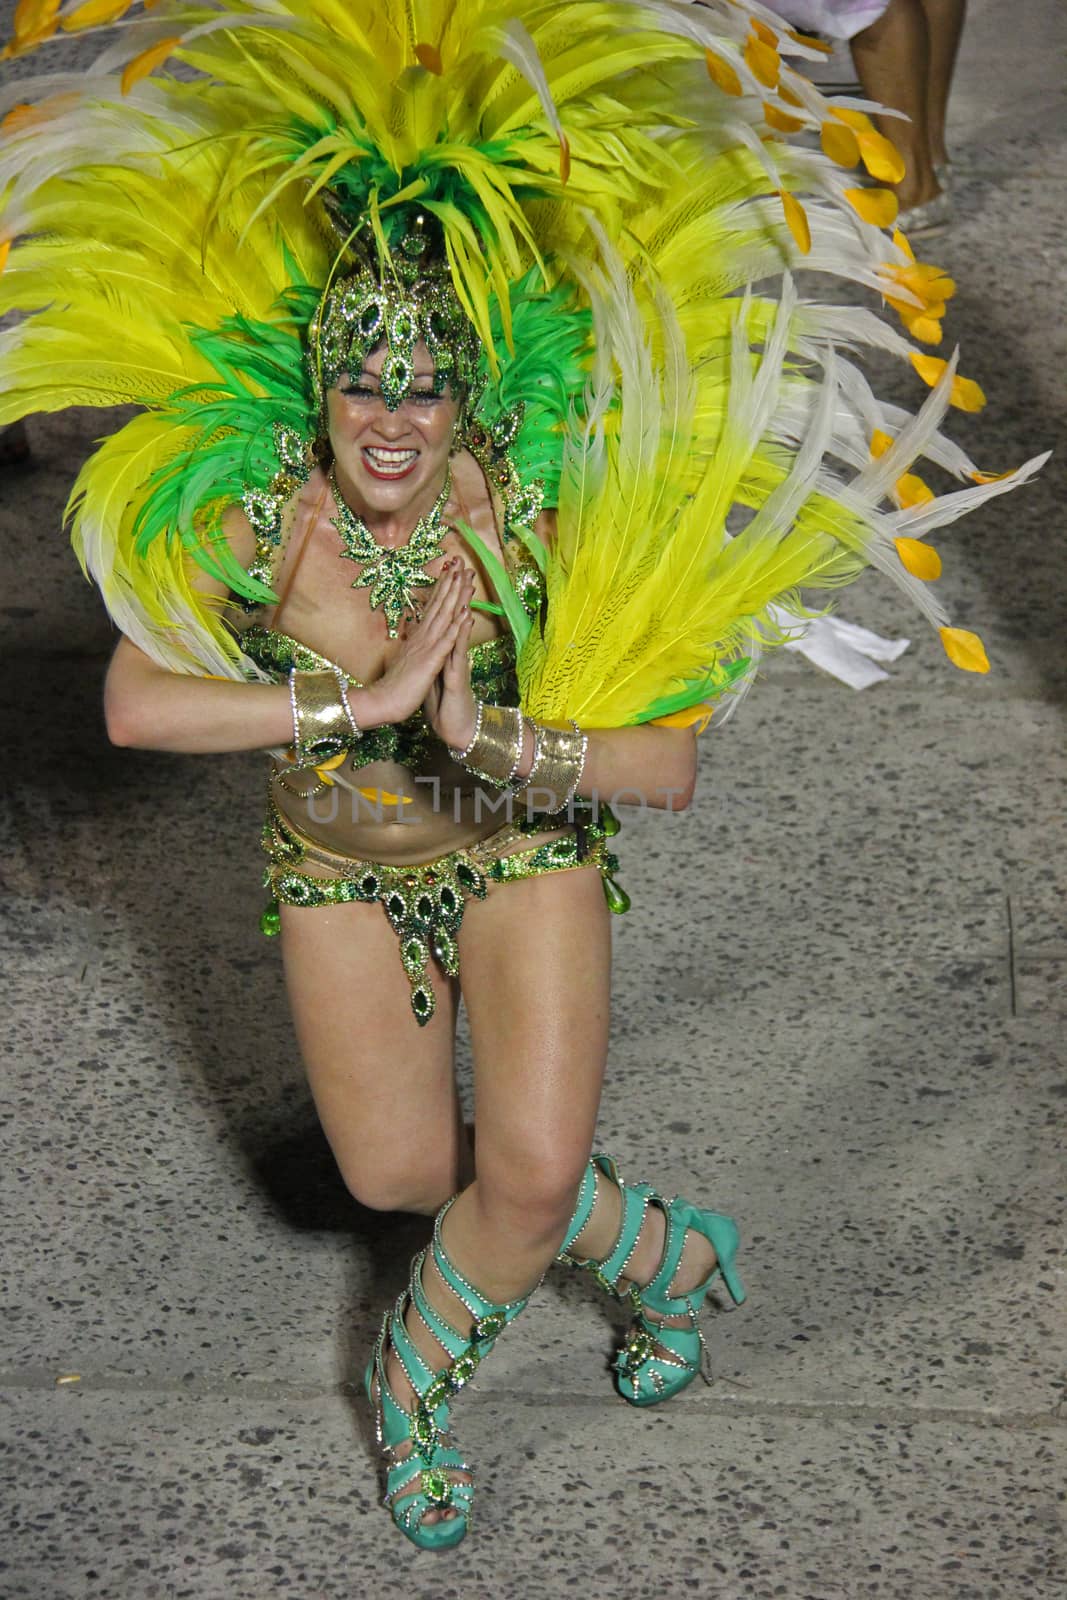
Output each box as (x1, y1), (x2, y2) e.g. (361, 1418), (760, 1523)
(326, 340), (461, 522)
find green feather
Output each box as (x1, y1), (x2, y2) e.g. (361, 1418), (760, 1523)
(454, 520), (532, 650)
(633, 659), (752, 724)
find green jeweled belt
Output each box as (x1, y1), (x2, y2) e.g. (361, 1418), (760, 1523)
(260, 804), (625, 1024)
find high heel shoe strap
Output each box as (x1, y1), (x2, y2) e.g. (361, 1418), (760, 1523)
(556, 1160), (598, 1257)
(572, 1153), (654, 1289)
(409, 1246), (473, 1365)
(372, 1307), (453, 1454)
(639, 1196), (690, 1311)
(431, 1197), (530, 1343)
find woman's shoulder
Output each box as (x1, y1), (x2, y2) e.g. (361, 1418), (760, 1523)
(218, 470), (327, 607)
(533, 506), (557, 547)
(219, 502), (257, 568)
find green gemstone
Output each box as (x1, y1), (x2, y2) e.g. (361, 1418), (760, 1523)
(619, 1328), (657, 1375)
(450, 1351), (479, 1387)
(421, 1469), (453, 1508)
(432, 930), (457, 971)
(474, 1312), (506, 1342)
(423, 1375), (451, 1411)
(411, 1402), (437, 1449)
(402, 937), (427, 978)
(259, 901), (281, 938)
(600, 805), (621, 837)
(602, 876), (631, 915)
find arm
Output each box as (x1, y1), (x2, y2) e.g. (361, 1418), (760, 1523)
(564, 722), (697, 813)
(105, 519), (475, 753)
(105, 637), (297, 752)
(427, 605), (699, 812)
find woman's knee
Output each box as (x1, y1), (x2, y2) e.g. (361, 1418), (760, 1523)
(474, 1146), (589, 1242)
(334, 1147), (459, 1217)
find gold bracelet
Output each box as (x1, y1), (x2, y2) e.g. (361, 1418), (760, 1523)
(524, 719), (588, 810)
(450, 701), (525, 787)
(289, 667), (361, 767)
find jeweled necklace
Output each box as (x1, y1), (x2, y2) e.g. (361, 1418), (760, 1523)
(329, 467), (451, 639)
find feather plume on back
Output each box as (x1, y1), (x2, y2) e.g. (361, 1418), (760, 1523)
(0, 0), (1046, 698)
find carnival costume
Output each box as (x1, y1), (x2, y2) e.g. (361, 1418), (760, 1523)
(2, 0), (1045, 1548)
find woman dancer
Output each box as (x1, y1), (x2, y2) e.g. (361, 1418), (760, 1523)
(0, 0), (1040, 1550)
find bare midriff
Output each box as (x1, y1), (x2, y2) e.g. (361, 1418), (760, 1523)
(268, 747), (565, 870)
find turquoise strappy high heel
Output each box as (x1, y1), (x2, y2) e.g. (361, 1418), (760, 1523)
(365, 1199), (528, 1550)
(558, 1154), (746, 1406)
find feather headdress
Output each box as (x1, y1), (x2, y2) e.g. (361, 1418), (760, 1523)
(0, 0), (1045, 707)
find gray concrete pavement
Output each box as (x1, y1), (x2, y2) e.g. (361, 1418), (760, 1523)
(1, 2), (1064, 1596)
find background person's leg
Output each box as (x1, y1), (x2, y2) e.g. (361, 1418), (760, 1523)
(920, 0), (968, 171)
(850, 0), (942, 209)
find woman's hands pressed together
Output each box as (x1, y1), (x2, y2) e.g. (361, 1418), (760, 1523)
(358, 556), (478, 746)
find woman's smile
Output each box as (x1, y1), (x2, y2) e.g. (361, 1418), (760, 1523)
(362, 444), (420, 480)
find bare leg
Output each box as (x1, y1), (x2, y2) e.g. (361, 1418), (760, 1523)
(380, 862), (613, 1523)
(281, 898), (470, 1212)
(850, 0), (940, 210)
(920, 0), (967, 169)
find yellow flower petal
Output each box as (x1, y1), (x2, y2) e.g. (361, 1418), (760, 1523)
(949, 375), (987, 412)
(764, 101), (805, 133)
(558, 132), (571, 185)
(892, 226), (916, 261)
(857, 128), (906, 184)
(705, 49), (742, 96)
(778, 81), (804, 108)
(785, 27), (834, 53)
(940, 627), (989, 673)
(831, 106), (875, 134)
(892, 261), (956, 301)
(870, 428), (893, 458)
(61, 0), (133, 29)
(414, 41), (442, 74)
(652, 705), (715, 731)
(895, 537), (942, 579)
(0, 101), (33, 133)
(821, 119), (860, 167)
(356, 787), (413, 806)
(898, 310), (944, 345)
(970, 467), (1014, 484)
(0, 240), (9, 274)
(895, 474), (936, 510)
(744, 34), (780, 89)
(845, 187), (899, 227)
(779, 189), (811, 254)
(121, 35), (180, 94)
(910, 354), (986, 411)
(2, 21), (57, 54)
(751, 18), (779, 46)
(13, 0), (59, 36)
(909, 352), (947, 385)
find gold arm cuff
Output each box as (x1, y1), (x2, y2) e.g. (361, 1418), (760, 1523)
(290, 668), (360, 767)
(523, 720), (589, 811)
(452, 702), (525, 787)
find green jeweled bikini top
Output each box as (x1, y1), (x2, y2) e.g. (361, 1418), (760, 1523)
(240, 623), (519, 773)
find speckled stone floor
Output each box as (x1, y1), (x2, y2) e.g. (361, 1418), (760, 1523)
(1, 3), (1064, 1598)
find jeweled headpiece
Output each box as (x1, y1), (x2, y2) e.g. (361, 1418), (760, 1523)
(310, 213), (483, 412)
